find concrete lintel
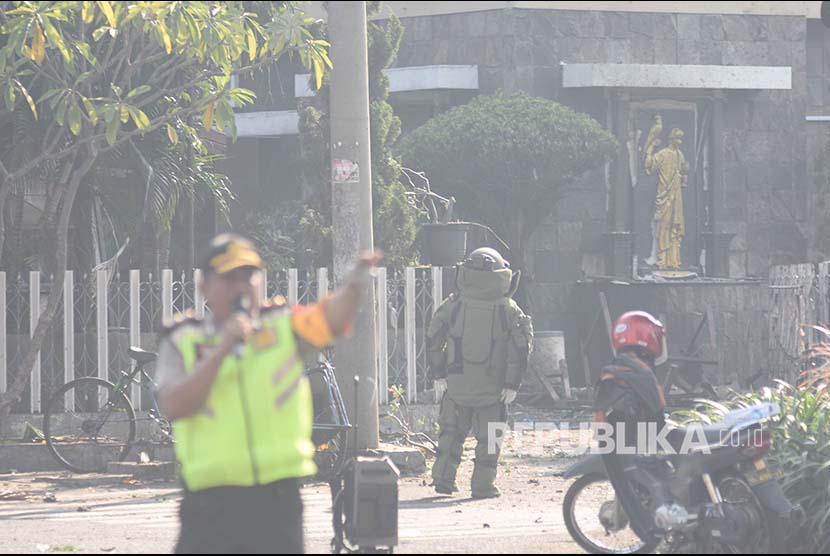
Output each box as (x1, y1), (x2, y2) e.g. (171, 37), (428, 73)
(295, 64), (479, 98)
(562, 63), (792, 90)
(233, 110), (299, 137)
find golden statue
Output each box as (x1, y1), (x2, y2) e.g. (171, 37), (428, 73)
(643, 116), (688, 269)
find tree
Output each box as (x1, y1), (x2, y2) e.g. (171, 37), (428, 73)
(0, 1), (332, 416)
(397, 92), (617, 277)
(288, 1), (417, 269)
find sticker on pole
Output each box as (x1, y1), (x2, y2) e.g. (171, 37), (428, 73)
(332, 159), (360, 184)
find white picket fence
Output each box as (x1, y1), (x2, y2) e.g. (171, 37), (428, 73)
(0, 266), (443, 414)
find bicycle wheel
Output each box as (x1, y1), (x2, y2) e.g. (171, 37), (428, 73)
(314, 428), (349, 482)
(43, 377), (136, 473)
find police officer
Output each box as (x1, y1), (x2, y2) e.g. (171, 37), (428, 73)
(427, 248), (533, 499)
(155, 234), (379, 554)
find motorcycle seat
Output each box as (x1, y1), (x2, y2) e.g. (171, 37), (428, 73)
(665, 425), (732, 451)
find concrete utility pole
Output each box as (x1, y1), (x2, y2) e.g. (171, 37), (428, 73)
(328, 0), (379, 449)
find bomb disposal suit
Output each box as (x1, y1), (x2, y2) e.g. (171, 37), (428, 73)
(427, 248), (533, 498)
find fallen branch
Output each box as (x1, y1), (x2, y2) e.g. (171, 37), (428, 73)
(380, 411), (438, 455)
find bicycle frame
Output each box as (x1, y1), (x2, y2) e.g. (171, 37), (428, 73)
(307, 360), (352, 441)
(114, 356), (173, 442)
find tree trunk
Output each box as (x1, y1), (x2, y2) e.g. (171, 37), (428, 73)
(157, 228), (172, 273)
(0, 147), (97, 417)
(512, 212), (533, 310)
(0, 186), (9, 267)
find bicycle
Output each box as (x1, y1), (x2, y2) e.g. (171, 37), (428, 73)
(42, 347), (171, 474)
(44, 347), (351, 478)
(307, 359), (352, 482)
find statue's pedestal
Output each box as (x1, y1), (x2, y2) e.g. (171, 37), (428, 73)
(649, 270), (699, 280)
(636, 257), (702, 279)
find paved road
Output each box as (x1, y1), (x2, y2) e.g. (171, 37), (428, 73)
(1, 481), (580, 553)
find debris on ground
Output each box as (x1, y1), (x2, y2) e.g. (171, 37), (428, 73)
(0, 490), (29, 501)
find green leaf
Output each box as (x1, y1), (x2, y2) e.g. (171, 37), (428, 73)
(73, 71), (94, 87)
(158, 23), (172, 54)
(39, 88), (63, 108)
(129, 107), (150, 130)
(55, 97), (68, 125)
(319, 48), (333, 70)
(30, 22), (46, 65)
(229, 87), (256, 106)
(82, 97), (98, 126)
(82, 2), (95, 24)
(97, 1), (117, 28)
(247, 28), (257, 62)
(202, 101), (214, 131)
(215, 100), (235, 133)
(312, 56), (323, 90)
(68, 103), (82, 136)
(4, 83), (15, 112)
(74, 42), (97, 66)
(100, 104), (115, 124)
(167, 123), (179, 145)
(91, 26), (108, 41)
(43, 19), (72, 63)
(106, 114), (119, 145)
(273, 34), (286, 55)
(125, 85), (150, 99)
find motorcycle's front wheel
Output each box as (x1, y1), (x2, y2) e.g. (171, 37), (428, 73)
(563, 473), (657, 554)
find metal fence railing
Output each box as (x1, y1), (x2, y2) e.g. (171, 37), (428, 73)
(768, 262), (830, 384)
(1, 266), (444, 414)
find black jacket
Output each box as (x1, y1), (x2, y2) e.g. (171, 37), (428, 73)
(594, 352), (666, 426)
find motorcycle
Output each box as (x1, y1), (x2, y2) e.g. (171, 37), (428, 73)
(562, 403), (796, 554)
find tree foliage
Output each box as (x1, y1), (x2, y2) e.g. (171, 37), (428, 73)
(397, 92), (617, 272)
(0, 0), (331, 415)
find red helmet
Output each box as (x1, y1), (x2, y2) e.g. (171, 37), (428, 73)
(612, 311), (667, 365)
